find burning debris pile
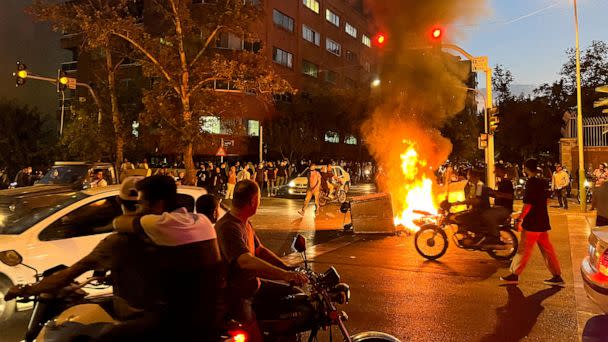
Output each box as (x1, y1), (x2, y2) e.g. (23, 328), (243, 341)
(362, 0), (490, 231)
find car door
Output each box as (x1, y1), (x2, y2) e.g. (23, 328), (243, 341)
(25, 194), (121, 278)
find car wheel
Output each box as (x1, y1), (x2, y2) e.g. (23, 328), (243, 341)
(0, 275), (15, 321)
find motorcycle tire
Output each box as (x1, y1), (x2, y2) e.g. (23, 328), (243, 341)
(577, 192), (592, 204)
(487, 228), (519, 260)
(414, 225), (448, 260)
(318, 196), (328, 207)
(337, 190), (347, 203)
(351, 331), (401, 342)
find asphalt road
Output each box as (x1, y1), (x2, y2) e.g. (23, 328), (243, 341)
(0, 184), (603, 341)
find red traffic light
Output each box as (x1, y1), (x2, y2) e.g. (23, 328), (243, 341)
(431, 27), (443, 41)
(374, 33), (386, 47)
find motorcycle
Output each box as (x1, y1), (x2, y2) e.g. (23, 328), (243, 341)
(412, 202), (519, 261)
(255, 235), (400, 342)
(577, 179), (593, 204)
(0, 251), (245, 342)
(513, 178), (526, 200)
(318, 181), (348, 207)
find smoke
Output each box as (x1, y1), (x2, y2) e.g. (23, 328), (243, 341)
(361, 0), (490, 210)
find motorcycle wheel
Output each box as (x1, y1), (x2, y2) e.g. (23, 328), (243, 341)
(487, 228), (518, 260)
(414, 225), (448, 260)
(318, 196), (328, 207)
(337, 190), (347, 203)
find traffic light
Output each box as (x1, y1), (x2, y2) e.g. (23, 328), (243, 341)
(58, 71), (69, 92)
(374, 33), (387, 47)
(430, 26), (443, 43)
(488, 107), (499, 133)
(13, 62), (28, 87)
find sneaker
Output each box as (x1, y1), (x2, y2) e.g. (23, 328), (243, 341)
(500, 274), (519, 284)
(544, 275), (565, 286)
(298, 209), (305, 216)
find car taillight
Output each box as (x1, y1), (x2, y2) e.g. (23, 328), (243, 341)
(599, 249), (608, 276)
(229, 330), (247, 342)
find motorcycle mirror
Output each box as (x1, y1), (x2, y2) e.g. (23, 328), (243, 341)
(293, 234), (307, 253)
(0, 250), (22, 266)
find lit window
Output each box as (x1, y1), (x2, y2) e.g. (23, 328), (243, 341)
(273, 47), (293, 68)
(247, 120), (260, 136)
(325, 70), (338, 84)
(345, 23), (357, 38)
(302, 60), (318, 78)
(303, 0), (319, 13)
(324, 131), (340, 143)
(216, 32), (243, 50)
(326, 9), (340, 27)
(200, 116), (220, 134)
(326, 38), (341, 56)
(344, 135), (357, 145)
(302, 25), (320, 46)
(273, 9), (294, 32)
(362, 34), (371, 47)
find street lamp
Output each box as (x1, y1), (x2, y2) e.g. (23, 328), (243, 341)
(573, 0), (586, 211)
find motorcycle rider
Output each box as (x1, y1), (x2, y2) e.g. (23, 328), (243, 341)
(215, 179), (308, 341)
(4, 176), (168, 340)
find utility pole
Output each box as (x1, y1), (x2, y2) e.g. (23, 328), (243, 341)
(573, 0), (586, 211)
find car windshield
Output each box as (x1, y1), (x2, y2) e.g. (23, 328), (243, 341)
(0, 192), (88, 235)
(37, 165), (90, 185)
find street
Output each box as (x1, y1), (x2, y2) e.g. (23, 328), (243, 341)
(0, 184), (603, 341)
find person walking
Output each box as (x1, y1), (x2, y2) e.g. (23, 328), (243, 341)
(226, 166), (237, 200)
(500, 159), (564, 286)
(592, 180), (608, 227)
(298, 163), (321, 216)
(276, 161), (287, 188)
(265, 161), (277, 197)
(551, 163), (570, 209)
(254, 163), (266, 195)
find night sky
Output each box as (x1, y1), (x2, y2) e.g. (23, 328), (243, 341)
(0, 0), (70, 120)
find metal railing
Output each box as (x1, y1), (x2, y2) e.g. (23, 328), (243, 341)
(566, 117), (608, 146)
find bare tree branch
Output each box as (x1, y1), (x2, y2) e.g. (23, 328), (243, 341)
(190, 25), (224, 67)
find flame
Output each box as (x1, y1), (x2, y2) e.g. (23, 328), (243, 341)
(392, 142), (438, 232)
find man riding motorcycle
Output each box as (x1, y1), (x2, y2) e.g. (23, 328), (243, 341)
(215, 179), (308, 342)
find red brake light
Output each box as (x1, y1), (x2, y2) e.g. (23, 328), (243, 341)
(599, 250), (608, 276)
(230, 330), (247, 342)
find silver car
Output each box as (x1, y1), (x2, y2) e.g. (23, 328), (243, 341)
(581, 225), (608, 312)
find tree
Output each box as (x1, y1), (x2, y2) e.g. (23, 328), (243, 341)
(58, 106), (114, 162)
(103, 0), (291, 183)
(492, 64), (514, 105)
(29, 0), (140, 168)
(0, 100), (58, 177)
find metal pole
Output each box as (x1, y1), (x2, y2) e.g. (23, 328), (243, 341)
(259, 125), (263, 163)
(60, 91), (65, 136)
(220, 137), (224, 164)
(574, 0), (586, 211)
(486, 69), (495, 189)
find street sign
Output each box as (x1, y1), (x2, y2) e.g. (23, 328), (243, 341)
(67, 77), (77, 90)
(215, 146), (226, 157)
(472, 56), (489, 72)
(223, 139), (234, 148)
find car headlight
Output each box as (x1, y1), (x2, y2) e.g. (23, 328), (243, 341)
(288, 180), (296, 187)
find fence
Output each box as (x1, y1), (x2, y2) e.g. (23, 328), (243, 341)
(566, 116), (608, 147)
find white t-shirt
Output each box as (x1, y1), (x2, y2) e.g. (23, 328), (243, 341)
(140, 207), (216, 246)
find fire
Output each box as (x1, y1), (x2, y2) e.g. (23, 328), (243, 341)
(392, 142), (439, 232)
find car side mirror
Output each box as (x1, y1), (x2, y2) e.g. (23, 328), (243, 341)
(0, 250), (23, 266)
(293, 234), (306, 253)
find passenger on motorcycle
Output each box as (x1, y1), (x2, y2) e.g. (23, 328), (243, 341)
(322, 164), (339, 198)
(451, 168), (500, 246)
(4, 176), (168, 341)
(483, 164), (515, 245)
(215, 179), (308, 341)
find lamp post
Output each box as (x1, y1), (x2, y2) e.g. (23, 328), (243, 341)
(573, 0), (586, 211)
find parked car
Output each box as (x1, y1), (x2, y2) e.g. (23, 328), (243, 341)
(0, 185), (207, 321)
(581, 224), (608, 313)
(277, 165), (351, 197)
(37, 161), (118, 190)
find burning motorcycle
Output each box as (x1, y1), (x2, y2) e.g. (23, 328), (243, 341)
(0, 251), (245, 342)
(412, 202), (519, 261)
(255, 235), (400, 342)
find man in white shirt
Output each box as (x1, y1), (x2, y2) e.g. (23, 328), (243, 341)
(551, 164), (570, 209)
(90, 170), (108, 188)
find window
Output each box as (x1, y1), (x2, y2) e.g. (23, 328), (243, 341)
(302, 25), (320, 46)
(303, 0), (319, 13)
(326, 38), (341, 56)
(362, 34), (371, 47)
(216, 32), (243, 50)
(324, 131), (340, 143)
(346, 50), (357, 62)
(247, 120), (260, 136)
(273, 9), (294, 32)
(302, 60), (319, 78)
(200, 116), (221, 134)
(273, 47), (293, 68)
(326, 9), (340, 27)
(39, 197), (122, 241)
(325, 70), (338, 84)
(344, 135), (358, 145)
(345, 23), (357, 38)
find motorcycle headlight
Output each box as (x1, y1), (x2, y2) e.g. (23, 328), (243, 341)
(330, 283), (350, 304)
(288, 180), (296, 187)
(584, 180), (591, 188)
(519, 179), (524, 185)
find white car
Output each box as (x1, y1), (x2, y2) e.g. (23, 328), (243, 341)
(581, 225), (608, 312)
(278, 166), (351, 197)
(0, 185), (207, 321)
